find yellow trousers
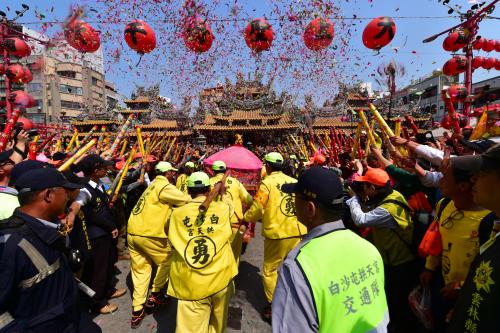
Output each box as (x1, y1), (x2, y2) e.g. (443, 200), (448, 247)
(263, 237), (301, 303)
(231, 227), (243, 266)
(128, 234), (172, 311)
(176, 282), (234, 333)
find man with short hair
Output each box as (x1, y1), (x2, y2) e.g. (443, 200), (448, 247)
(0, 168), (83, 332)
(446, 144), (500, 333)
(168, 172), (237, 333)
(127, 161), (191, 328)
(419, 157), (494, 330)
(244, 152), (307, 321)
(273, 166), (389, 332)
(210, 160), (253, 264)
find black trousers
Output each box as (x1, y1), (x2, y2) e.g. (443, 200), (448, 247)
(385, 260), (421, 333)
(82, 235), (117, 311)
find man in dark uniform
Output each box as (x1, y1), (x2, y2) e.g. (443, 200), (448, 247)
(71, 154), (126, 314)
(0, 168), (82, 332)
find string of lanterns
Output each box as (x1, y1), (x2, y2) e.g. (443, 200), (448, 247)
(441, 29), (500, 74)
(59, 15), (397, 55)
(1, 14), (398, 115)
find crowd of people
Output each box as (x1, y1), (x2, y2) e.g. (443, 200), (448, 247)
(0, 125), (499, 333)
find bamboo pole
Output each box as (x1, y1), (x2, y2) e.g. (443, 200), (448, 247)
(58, 139), (97, 172)
(352, 123), (362, 159)
(110, 146), (137, 207)
(368, 103), (395, 137)
(357, 109), (376, 146)
(65, 128), (79, 153)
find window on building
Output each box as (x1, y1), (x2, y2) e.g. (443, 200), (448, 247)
(60, 84), (83, 95)
(57, 71), (77, 79)
(92, 77), (98, 85)
(60, 100), (82, 109)
(28, 83), (42, 93)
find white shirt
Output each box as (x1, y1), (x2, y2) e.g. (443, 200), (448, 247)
(75, 180), (106, 206)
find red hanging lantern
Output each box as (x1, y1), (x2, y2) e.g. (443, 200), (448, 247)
(4, 37), (31, 58)
(244, 18), (274, 52)
(482, 57), (496, 70)
(447, 85), (468, 103)
(64, 20), (100, 53)
(442, 56), (467, 76)
(495, 40), (500, 53)
(362, 17), (396, 50)
(124, 20), (156, 54)
(0, 63), (5, 75)
(482, 39), (495, 52)
(303, 17), (335, 51)
(17, 117), (34, 130)
(472, 56), (484, 69)
(11, 90), (32, 108)
(495, 59), (500, 71)
(473, 37), (485, 50)
(6, 64), (26, 83)
(442, 30), (468, 52)
(183, 17), (214, 53)
(21, 67), (33, 84)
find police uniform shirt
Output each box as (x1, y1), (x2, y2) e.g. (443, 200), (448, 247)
(0, 210), (78, 331)
(75, 179), (107, 206)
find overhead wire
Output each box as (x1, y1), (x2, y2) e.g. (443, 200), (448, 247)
(16, 15), (462, 26)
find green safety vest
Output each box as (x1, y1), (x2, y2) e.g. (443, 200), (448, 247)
(0, 192), (19, 220)
(296, 229), (388, 333)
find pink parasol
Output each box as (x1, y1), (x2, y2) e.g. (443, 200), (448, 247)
(204, 145), (263, 190)
(204, 145), (262, 171)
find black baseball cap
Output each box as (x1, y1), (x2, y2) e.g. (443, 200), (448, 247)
(452, 143), (500, 172)
(75, 154), (114, 174)
(282, 166), (344, 207)
(0, 149), (13, 164)
(62, 171), (89, 186)
(52, 151), (67, 161)
(15, 168), (83, 194)
(10, 160), (53, 186)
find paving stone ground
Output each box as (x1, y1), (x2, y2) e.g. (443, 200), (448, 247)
(93, 223), (272, 333)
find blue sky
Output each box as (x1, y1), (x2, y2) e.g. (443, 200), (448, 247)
(7, 0), (499, 105)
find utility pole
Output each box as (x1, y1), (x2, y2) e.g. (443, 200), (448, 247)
(423, 0), (498, 120)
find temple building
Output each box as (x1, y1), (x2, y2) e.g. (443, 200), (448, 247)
(72, 85), (191, 137)
(194, 73), (301, 145)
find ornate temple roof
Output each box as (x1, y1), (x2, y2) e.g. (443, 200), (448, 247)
(312, 117), (356, 128)
(119, 109), (150, 114)
(140, 119), (178, 129)
(196, 112), (297, 131)
(124, 96), (151, 104)
(72, 120), (119, 126)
